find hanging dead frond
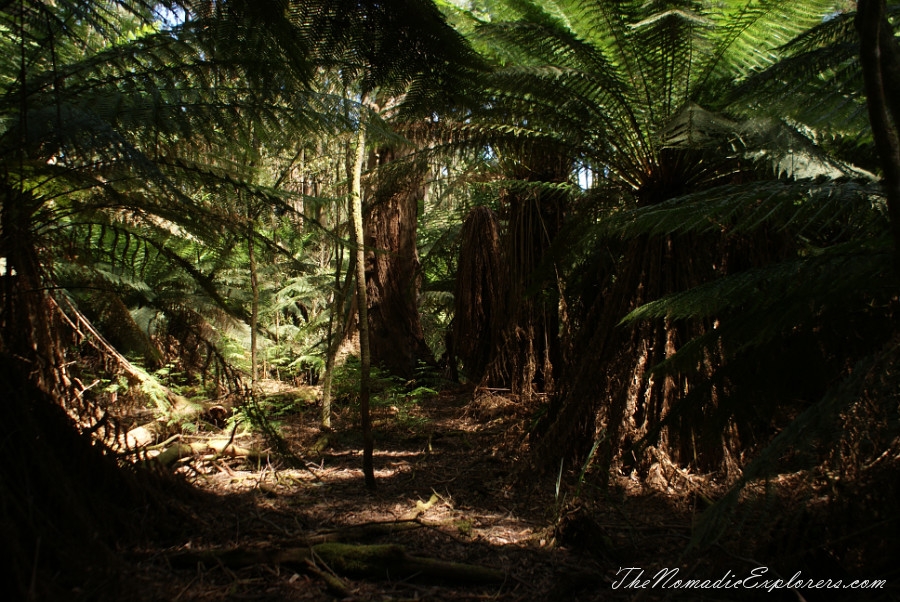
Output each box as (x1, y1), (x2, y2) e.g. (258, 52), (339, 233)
(479, 151), (569, 400)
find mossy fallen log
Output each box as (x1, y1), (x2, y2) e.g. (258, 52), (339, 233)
(170, 542), (504, 584)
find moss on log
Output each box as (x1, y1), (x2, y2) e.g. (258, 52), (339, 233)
(170, 541), (504, 584)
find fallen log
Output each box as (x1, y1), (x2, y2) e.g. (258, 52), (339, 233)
(149, 439), (264, 467)
(122, 402), (237, 454)
(153, 443), (194, 467)
(317, 542), (504, 583)
(170, 542), (504, 584)
(305, 520), (421, 544)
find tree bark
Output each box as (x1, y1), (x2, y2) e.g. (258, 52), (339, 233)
(452, 206), (505, 383)
(350, 123), (376, 490)
(478, 153), (568, 398)
(857, 0), (900, 267)
(364, 143), (434, 379)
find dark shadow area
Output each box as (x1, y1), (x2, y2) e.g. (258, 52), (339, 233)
(0, 355), (203, 601)
(3, 376), (896, 601)
(91, 387), (894, 601)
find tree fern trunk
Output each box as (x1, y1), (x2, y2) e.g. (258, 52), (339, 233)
(351, 123), (376, 490)
(858, 0), (900, 267)
(478, 153), (568, 398)
(453, 207), (504, 383)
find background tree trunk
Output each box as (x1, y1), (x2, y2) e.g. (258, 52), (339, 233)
(452, 206), (505, 383)
(364, 143), (434, 379)
(857, 0), (900, 266)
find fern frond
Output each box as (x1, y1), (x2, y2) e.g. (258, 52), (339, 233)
(605, 177), (883, 240)
(624, 239), (892, 370)
(696, 0), (836, 82)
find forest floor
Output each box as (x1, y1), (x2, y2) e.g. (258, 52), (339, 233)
(112, 383), (778, 602)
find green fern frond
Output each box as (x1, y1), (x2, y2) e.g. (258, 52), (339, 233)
(624, 238), (892, 365)
(696, 0), (836, 81)
(724, 5), (900, 147)
(604, 177), (883, 240)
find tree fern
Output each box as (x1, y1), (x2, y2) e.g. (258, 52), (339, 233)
(514, 2), (900, 573)
(444, 0), (876, 482)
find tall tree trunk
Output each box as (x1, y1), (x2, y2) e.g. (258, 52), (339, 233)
(364, 143), (434, 379)
(351, 123), (376, 490)
(535, 149), (795, 479)
(857, 0), (900, 267)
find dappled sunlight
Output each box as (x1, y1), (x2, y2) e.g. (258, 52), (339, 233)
(152, 384), (717, 602)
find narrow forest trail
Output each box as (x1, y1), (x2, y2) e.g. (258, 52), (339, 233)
(124, 387), (712, 601)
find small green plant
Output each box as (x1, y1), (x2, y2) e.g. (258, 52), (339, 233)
(454, 518), (474, 536)
(331, 357), (401, 405)
(258, 393), (305, 420)
(331, 357), (438, 427)
(101, 375), (129, 396)
(230, 394), (302, 466)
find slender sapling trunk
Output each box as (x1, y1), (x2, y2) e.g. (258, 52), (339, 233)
(350, 121), (376, 490)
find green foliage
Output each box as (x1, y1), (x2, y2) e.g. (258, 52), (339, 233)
(234, 394), (304, 466)
(729, 4), (900, 163)
(263, 271), (333, 380)
(444, 0), (841, 187)
(233, 391), (311, 434)
(1, 0), (481, 390)
(2, 0), (318, 394)
(331, 357), (438, 426)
